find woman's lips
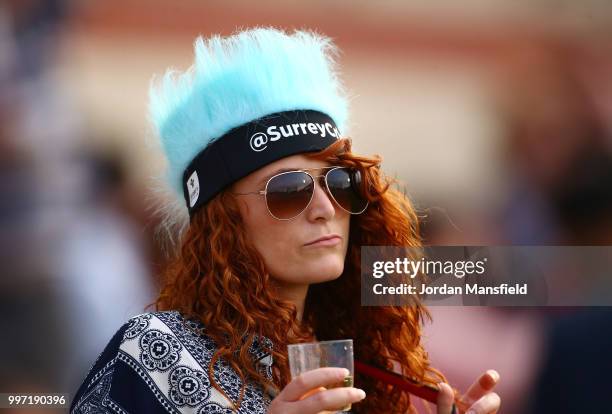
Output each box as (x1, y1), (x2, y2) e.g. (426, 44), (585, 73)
(304, 236), (342, 247)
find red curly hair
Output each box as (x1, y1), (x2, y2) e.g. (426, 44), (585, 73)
(153, 137), (451, 413)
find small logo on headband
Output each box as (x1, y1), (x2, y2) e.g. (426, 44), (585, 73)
(187, 170), (200, 208)
(249, 121), (340, 152)
(250, 132), (268, 152)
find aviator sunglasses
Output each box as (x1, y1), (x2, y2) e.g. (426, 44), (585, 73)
(233, 166), (369, 220)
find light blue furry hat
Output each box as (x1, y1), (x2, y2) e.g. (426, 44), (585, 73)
(148, 26), (350, 207)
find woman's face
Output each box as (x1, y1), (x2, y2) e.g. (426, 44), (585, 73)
(232, 154), (351, 288)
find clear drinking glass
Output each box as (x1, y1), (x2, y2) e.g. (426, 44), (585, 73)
(287, 339), (354, 412)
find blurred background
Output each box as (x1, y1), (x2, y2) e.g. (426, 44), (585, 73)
(1, 0), (611, 412)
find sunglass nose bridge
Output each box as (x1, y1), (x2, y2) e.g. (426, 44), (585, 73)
(309, 173), (334, 199)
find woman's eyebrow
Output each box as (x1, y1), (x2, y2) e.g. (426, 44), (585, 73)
(257, 168), (296, 186)
(257, 165), (335, 186)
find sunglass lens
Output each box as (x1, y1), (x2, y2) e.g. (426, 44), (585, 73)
(326, 168), (369, 214)
(266, 172), (314, 219)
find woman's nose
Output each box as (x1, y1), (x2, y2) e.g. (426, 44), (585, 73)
(305, 176), (336, 220)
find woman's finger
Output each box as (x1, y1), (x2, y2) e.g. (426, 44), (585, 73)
(294, 386), (366, 413)
(436, 382), (455, 414)
(298, 386), (327, 400)
(464, 392), (501, 414)
(460, 370), (499, 405)
(280, 367), (349, 402)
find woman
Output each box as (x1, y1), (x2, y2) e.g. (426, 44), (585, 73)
(70, 27), (500, 413)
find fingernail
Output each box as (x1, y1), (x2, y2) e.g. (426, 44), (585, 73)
(357, 389), (366, 400)
(487, 369), (500, 382)
(341, 368), (350, 377)
(466, 410), (476, 414)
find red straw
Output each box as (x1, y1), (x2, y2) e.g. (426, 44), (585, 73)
(354, 360), (462, 413)
(354, 360), (439, 403)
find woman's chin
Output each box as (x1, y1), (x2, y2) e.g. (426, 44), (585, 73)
(307, 261), (345, 283)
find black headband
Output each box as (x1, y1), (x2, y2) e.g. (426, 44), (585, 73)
(183, 109), (340, 216)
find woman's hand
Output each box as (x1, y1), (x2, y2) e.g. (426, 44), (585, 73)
(267, 367), (366, 414)
(436, 370), (501, 414)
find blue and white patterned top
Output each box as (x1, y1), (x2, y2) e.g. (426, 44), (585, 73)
(70, 310), (275, 413)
